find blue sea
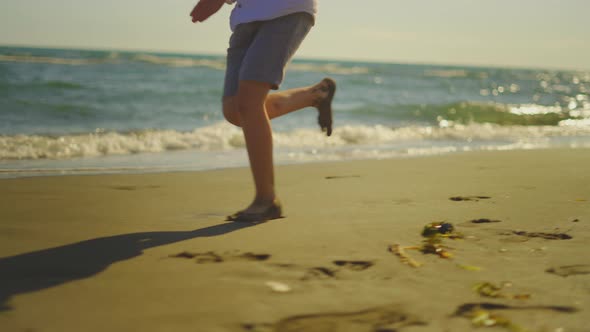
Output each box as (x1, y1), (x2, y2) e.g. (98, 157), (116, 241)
(1, 46), (589, 178)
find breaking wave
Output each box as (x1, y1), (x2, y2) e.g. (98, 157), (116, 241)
(352, 102), (587, 127)
(2, 121), (589, 161)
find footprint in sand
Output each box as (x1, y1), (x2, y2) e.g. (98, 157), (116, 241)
(242, 304), (425, 332)
(301, 267), (338, 280)
(110, 185), (161, 191)
(546, 265), (590, 277)
(450, 196), (491, 202)
(332, 260), (374, 271)
(453, 302), (578, 330)
(498, 230), (573, 243)
(471, 218), (502, 224)
(170, 251), (270, 263)
(510, 231), (572, 240)
(282, 261), (374, 281)
(454, 302), (579, 316)
(325, 175), (361, 180)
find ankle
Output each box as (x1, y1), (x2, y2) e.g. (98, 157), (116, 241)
(253, 195), (277, 206)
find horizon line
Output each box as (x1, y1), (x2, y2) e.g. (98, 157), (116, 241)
(1, 43), (588, 73)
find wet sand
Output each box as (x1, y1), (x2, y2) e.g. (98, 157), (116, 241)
(0, 149), (589, 332)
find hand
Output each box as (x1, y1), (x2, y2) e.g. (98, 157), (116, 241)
(190, 0), (226, 23)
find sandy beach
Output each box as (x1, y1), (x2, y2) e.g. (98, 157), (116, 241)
(0, 149), (589, 332)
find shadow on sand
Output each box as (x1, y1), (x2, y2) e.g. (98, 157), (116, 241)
(0, 222), (254, 312)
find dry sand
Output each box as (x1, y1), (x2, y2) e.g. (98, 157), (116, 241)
(0, 149), (589, 332)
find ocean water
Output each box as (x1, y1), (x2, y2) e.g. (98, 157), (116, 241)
(1, 46), (589, 178)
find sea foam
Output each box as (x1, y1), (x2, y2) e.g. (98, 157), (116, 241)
(2, 122), (590, 161)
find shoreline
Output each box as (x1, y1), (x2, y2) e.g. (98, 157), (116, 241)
(2, 146), (590, 180)
(1, 148), (589, 331)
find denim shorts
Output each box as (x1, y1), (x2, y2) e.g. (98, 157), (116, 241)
(222, 12), (314, 97)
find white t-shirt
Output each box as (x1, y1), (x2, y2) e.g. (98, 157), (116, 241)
(227, 0), (317, 31)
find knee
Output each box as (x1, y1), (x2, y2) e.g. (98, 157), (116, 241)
(222, 97), (241, 127)
(223, 107), (241, 127)
(265, 97), (282, 114)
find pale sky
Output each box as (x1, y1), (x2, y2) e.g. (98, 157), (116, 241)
(1, 0), (589, 70)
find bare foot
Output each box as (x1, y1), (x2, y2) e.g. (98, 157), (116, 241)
(313, 78), (336, 136)
(227, 199), (283, 223)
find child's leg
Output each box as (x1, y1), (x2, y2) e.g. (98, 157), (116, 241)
(223, 77), (335, 222)
(223, 77), (335, 134)
(235, 80), (276, 213)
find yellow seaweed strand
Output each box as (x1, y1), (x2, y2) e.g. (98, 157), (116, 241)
(389, 244), (422, 268)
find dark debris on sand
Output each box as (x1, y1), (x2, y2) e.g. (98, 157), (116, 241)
(450, 196), (492, 202)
